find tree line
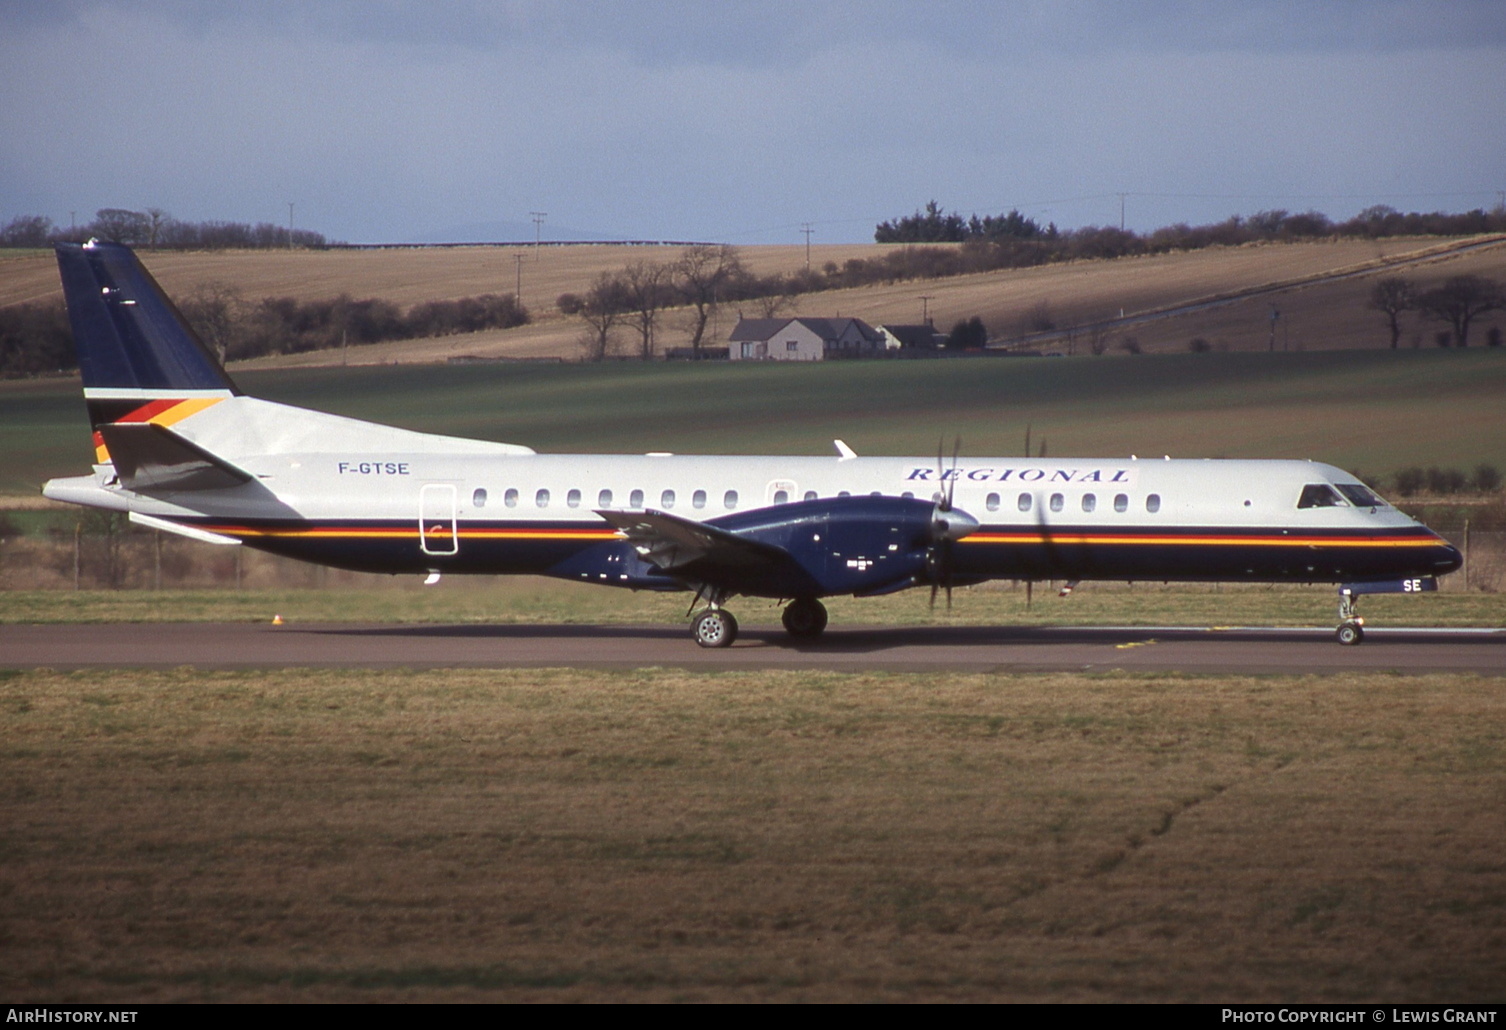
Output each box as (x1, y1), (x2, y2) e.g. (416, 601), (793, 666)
(875, 200), (1506, 260)
(1, 208), (332, 250)
(0, 287), (529, 377)
(1367, 275), (1505, 348)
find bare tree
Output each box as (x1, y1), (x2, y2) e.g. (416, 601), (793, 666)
(620, 260), (670, 360)
(752, 280), (796, 319)
(1367, 276), (1415, 349)
(179, 281), (244, 363)
(145, 208), (172, 249)
(1416, 275), (1506, 348)
(91, 208), (150, 245)
(565, 272), (630, 362)
(674, 244), (744, 357)
(0, 214), (54, 247)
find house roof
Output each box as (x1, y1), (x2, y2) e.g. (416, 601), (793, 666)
(730, 317), (881, 344)
(727, 318), (794, 342)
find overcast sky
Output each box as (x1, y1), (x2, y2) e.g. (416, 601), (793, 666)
(3, 0), (1504, 244)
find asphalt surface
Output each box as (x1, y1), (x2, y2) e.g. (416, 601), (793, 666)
(4, 621), (1505, 674)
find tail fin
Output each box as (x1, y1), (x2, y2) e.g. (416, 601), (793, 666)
(55, 240), (239, 464)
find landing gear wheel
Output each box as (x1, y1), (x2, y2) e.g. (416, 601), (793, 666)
(693, 609), (738, 648)
(1336, 621), (1364, 646)
(781, 597), (829, 639)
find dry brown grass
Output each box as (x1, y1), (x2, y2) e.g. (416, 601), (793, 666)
(7, 237), (1504, 364)
(2, 666), (1503, 1002)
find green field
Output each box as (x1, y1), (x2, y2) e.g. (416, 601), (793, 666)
(4, 348), (1506, 496)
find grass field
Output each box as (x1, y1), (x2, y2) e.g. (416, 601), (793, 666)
(2, 665), (1502, 1002)
(4, 347), (1505, 497)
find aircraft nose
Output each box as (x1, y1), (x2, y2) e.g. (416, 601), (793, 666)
(1434, 539), (1463, 575)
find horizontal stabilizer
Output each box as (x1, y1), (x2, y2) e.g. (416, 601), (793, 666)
(98, 422), (253, 493)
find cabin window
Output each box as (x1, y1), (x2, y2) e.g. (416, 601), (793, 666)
(661, 489), (676, 509)
(693, 489), (707, 509)
(504, 488), (519, 508)
(1146, 493), (1161, 513)
(1049, 493), (1064, 512)
(838, 491), (851, 498)
(1114, 493), (1128, 513)
(535, 489), (550, 508)
(1336, 484), (1383, 508)
(472, 488), (487, 508)
(804, 490), (817, 501)
(630, 489), (644, 508)
(1082, 493), (1096, 513)
(724, 490), (738, 509)
(986, 492), (1000, 511)
(902, 491), (914, 499)
(773, 489), (789, 504)
(1298, 484), (1344, 509)
(598, 488), (613, 507)
(566, 488), (581, 508)
(1017, 493), (1032, 512)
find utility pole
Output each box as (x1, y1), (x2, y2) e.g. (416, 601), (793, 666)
(800, 222), (813, 270)
(288, 202), (295, 249)
(1268, 303), (1280, 352)
(920, 295), (935, 326)
(1118, 193), (1127, 232)
(514, 251), (524, 299)
(530, 211), (547, 254)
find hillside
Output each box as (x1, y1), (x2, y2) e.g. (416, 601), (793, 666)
(4, 236), (1505, 364)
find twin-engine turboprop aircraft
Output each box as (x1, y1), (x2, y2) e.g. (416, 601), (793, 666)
(42, 241), (1461, 646)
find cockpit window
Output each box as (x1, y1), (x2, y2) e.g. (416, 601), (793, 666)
(1336, 483), (1384, 508)
(1298, 484), (1345, 509)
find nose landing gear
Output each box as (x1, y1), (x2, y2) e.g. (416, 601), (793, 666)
(1336, 589), (1364, 646)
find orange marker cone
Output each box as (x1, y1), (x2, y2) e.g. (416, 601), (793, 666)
(272, 614), (284, 625)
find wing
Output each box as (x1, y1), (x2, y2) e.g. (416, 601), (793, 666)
(595, 507), (820, 594)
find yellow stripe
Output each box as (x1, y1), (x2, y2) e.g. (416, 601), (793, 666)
(148, 397), (223, 427)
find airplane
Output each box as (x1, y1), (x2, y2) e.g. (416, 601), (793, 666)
(41, 240), (1462, 647)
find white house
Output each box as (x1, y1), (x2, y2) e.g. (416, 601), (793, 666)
(727, 317), (885, 361)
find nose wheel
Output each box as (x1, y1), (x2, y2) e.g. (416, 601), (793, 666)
(1336, 590), (1365, 646)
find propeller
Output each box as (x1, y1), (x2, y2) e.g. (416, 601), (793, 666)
(927, 437), (978, 610)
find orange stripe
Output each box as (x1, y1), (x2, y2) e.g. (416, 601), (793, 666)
(206, 525), (619, 542)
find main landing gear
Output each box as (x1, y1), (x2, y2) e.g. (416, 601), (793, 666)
(692, 607), (739, 648)
(1336, 589), (1365, 646)
(689, 596), (830, 648)
(781, 597), (828, 639)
